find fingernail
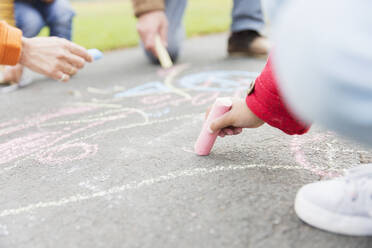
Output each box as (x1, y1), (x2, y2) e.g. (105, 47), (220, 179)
(207, 126), (213, 134)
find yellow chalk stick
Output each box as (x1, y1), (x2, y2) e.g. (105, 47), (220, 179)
(154, 35), (173, 69)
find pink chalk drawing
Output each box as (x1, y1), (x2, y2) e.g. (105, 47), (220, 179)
(36, 143), (98, 164)
(0, 106), (95, 138)
(290, 132), (372, 178)
(291, 136), (340, 178)
(140, 92), (221, 112)
(0, 132), (56, 165)
(0, 106), (145, 167)
(191, 92), (221, 106)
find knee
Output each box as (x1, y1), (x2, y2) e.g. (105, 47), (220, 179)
(55, 9), (75, 24)
(17, 20), (44, 38)
(47, 1), (75, 25)
(15, 6), (44, 37)
(49, 9), (75, 26)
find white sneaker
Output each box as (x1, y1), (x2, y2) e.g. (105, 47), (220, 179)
(295, 165), (372, 236)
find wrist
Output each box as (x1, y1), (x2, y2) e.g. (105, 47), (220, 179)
(245, 104), (265, 128)
(19, 37), (30, 65)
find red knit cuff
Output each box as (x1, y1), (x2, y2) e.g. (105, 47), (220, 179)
(246, 58), (310, 135)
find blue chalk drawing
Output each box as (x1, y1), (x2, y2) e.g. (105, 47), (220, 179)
(178, 71), (259, 92)
(114, 71), (259, 98)
(115, 82), (171, 98)
(146, 107), (171, 118)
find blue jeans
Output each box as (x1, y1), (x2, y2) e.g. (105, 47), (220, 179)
(145, 0), (265, 63)
(15, 0), (75, 40)
(273, 0), (372, 146)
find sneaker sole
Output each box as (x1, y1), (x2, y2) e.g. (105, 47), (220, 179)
(295, 191), (372, 236)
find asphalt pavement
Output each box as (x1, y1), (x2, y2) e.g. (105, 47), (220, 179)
(0, 33), (371, 248)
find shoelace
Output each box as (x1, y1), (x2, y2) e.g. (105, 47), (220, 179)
(344, 165), (372, 216)
(344, 164), (372, 180)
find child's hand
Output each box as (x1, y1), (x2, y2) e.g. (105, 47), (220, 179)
(206, 98), (264, 137)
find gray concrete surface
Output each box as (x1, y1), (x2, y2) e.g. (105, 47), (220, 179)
(0, 33), (371, 247)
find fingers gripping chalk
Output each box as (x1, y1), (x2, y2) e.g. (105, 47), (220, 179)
(154, 35), (173, 69)
(87, 49), (103, 61)
(194, 98), (232, 156)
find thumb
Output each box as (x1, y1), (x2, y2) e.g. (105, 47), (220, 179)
(209, 112), (232, 133)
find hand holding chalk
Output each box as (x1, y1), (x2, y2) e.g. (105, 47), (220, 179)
(194, 98), (233, 156)
(19, 37), (94, 82)
(2, 49), (103, 93)
(195, 98), (265, 156)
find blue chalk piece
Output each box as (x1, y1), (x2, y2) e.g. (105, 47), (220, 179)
(88, 49), (103, 61)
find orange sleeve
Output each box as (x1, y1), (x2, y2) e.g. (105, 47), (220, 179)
(0, 21), (22, 65)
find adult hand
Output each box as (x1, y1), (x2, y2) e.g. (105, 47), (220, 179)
(137, 10), (168, 57)
(206, 98), (265, 137)
(19, 37), (93, 82)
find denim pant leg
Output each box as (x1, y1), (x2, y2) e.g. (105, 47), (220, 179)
(261, 0), (288, 22)
(40, 0), (75, 40)
(14, 1), (45, 38)
(231, 0), (265, 33)
(273, 0), (372, 146)
(144, 0), (187, 64)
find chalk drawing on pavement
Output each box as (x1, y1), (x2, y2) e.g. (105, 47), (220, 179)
(0, 163), (306, 218)
(1, 66), (371, 220)
(291, 132), (371, 179)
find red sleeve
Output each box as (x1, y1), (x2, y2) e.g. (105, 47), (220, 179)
(246, 57), (311, 135)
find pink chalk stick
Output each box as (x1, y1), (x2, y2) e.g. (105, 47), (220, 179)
(194, 97), (232, 156)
